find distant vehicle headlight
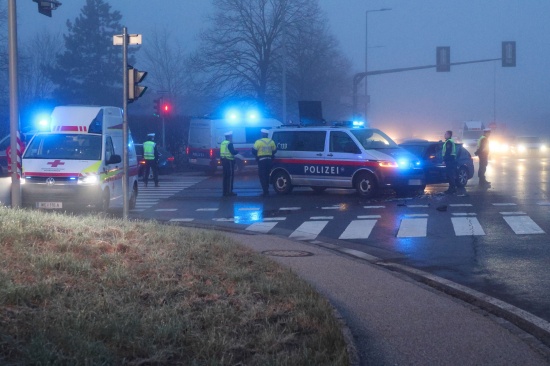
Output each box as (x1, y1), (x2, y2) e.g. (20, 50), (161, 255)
(518, 145), (526, 152)
(540, 145), (547, 152)
(78, 174), (99, 185)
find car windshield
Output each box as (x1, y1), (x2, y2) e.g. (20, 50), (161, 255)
(400, 144), (427, 157)
(23, 133), (102, 160)
(350, 129), (398, 149)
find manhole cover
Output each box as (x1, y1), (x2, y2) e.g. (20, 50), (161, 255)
(262, 250), (314, 257)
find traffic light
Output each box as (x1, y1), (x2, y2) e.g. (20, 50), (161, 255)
(161, 102), (171, 116)
(127, 65), (148, 103)
(153, 98), (162, 117)
(502, 41), (516, 67)
(436, 46), (450, 72)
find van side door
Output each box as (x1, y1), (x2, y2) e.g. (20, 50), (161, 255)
(104, 136), (122, 202)
(326, 131), (362, 185)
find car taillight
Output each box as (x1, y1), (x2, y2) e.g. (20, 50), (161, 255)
(209, 149), (214, 159)
(139, 159), (146, 165)
(167, 156), (174, 162)
(186, 146), (189, 155)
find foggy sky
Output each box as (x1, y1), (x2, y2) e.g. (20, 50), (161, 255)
(16, 0), (550, 139)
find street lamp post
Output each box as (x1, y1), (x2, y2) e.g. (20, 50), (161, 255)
(365, 8), (391, 122)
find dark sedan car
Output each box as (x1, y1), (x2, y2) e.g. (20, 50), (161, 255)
(135, 143), (175, 177)
(399, 139), (474, 187)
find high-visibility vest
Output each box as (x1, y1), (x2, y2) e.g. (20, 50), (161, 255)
(477, 135), (486, 149)
(442, 138), (456, 157)
(143, 140), (156, 160)
(220, 140), (234, 160)
(254, 138), (276, 157)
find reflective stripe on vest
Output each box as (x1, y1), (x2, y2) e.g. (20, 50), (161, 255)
(442, 138), (456, 156)
(220, 140), (234, 160)
(254, 138), (275, 157)
(143, 141), (155, 160)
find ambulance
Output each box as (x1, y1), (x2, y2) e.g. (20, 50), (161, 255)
(21, 106), (139, 211)
(187, 111), (282, 174)
(268, 125), (426, 197)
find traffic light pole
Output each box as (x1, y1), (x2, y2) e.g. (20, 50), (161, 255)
(122, 27), (129, 220)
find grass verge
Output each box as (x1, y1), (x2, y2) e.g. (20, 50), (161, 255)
(0, 207), (349, 365)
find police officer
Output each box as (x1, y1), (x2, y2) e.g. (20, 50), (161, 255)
(253, 129), (277, 196)
(476, 128), (491, 187)
(442, 130), (457, 194)
(220, 131), (238, 196)
(143, 133), (159, 187)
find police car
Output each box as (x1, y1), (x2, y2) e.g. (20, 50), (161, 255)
(268, 126), (425, 197)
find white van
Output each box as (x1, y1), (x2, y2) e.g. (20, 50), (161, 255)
(187, 117), (281, 173)
(21, 106), (139, 211)
(269, 126), (425, 197)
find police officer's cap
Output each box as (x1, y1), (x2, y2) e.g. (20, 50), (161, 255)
(261, 129), (269, 134)
(483, 128), (491, 132)
(224, 131), (233, 136)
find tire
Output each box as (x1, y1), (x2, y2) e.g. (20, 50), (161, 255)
(129, 183), (138, 210)
(456, 166), (469, 188)
(311, 186), (327, 194)
(272, 170), (293, 194)
(354, 172), (377, 198)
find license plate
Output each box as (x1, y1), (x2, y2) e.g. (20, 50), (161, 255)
(408, 179), (422, 186)
(189, 158), (197, 163)
(37, 202), (63, 209)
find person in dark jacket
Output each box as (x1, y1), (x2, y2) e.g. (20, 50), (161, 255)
(442, 130), (457, 194)
(476, 129), (491, 187)
(220, 131), (238, 196)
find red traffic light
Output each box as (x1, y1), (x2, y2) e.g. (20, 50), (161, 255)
(162, 104), (170, 113)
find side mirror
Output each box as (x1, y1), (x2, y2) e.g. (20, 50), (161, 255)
(107, 154), (122, 164)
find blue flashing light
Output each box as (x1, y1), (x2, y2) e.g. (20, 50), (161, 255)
(246, 109), (261, 122)
(397, 159), (409, 168)
(352, 120), (364, 127)
(225, 108), (241, 123)
(35, 114), (51, 131)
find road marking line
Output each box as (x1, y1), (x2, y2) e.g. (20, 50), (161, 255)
(499, 211), (526, 216)
(322, 206), (341, 210)
(169, 218), (194, 222)
(407, 205), (429, 208)
(246, 222), (278, 233)
(452, 213), (477, 216)
(405, 214), (428, 217)
(310, 216), (334, 220)
(280, 207), (300, 210)
(289, 221), (328, 241)
(364, 205), (385, 208)
(197, 208), (219, 211)
(237, 207), (261, 211)
(503, 216), (545, 234)
(397, 218), (427, 238)
(212, 218), (234, 222)
(449, 204), (473, 207)
(357, 215), (381, 219)
(537, 202), (550, 206)
(264, 217), (286, 221)
(492, 203), (517, 206)
(155, 209), (177, 212)
(339, 220), (377, 239)
(451, 217), (485, 236)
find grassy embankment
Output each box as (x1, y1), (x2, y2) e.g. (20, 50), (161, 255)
(0, 207), (349, 365)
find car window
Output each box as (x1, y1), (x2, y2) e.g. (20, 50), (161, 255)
(330, 131), (360, 153)
(24, 133), (102, 160)
(273, 131), (326, 152)
(350, 129), (398, 149)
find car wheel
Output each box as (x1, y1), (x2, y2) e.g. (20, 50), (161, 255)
(354, 172), (377, 197)
(272, 170), (293, 194)
(456, 166), (469, 188)
(129, 183), (138, 210)
(311, 186), (327, 194)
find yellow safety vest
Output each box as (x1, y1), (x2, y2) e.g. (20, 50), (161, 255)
(254, 138), (276, 157)
(442, 138), (456, 156)
(220, 140), (234, 160)
(477, 135), (486, 149)
(143, 140), (155, 160)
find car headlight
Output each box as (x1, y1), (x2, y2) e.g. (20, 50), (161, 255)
(78, 174), (99, 185)
(541, 145), (547, 152)
(518, 145), (526, 152)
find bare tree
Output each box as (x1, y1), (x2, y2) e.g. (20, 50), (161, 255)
(192, 0), (351, 119)
(19, 30), (64, 105)
(141, 28), (189, 100)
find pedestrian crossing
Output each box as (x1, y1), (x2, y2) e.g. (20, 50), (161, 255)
(167, 205), (548, 241)
(131, 176), (207, 211)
